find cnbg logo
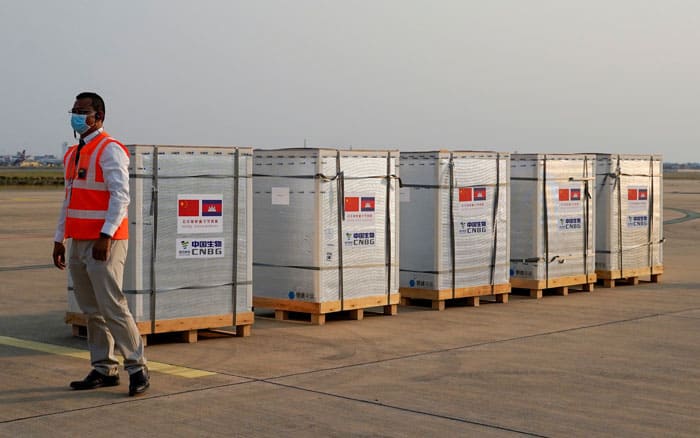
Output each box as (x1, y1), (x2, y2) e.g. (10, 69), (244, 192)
(628, 215), (648, 227)
(191, 240), (223, 255)
(558, 217), (582, 230)
(459, 220), (487, 234)
(344, 231), (376, 246)
(176, 239), (225, 259)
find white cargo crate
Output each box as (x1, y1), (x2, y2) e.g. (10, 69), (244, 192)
(252, 148), (400, 324)
(67, 145), (254, 339)
(510, 153), (596, 297)
(399, 151), (510, 310)
(594, 154), (663, 287)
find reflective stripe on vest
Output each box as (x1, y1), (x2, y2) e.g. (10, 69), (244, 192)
(64, 131), (129, 240)
(66, 208), (108, 219)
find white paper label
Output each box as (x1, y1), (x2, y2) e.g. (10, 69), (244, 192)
(457, 186), (489, 214)
(553, 185), (583, 212)
(627, 186), (649, 212)
(177, 194), (224, 234)
(271, 187), (290, 205)
(343, 193), (376, 223)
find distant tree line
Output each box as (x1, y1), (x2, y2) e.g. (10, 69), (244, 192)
(664, 162), (700, 170)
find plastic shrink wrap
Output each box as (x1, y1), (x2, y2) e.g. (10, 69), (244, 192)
(67, 146), (253, 330)
(252, 148), (399, 307)
(594, 154), (663, 277)
(510, 154), (596, 286)
(399, 151), (510, 294)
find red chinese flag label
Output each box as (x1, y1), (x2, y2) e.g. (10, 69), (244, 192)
(559, 189), (570, 201)
(628, 189), (638, 201)
(459, 188), (472, 202)
(345, 197), (359, 212)
(178, 199), (199, 216)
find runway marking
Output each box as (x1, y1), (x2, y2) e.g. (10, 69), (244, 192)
(664, 207), (700, 225)
(0, 335), (216, 378)
(0, 263), (55, 272)
(6, 197), (41, 201)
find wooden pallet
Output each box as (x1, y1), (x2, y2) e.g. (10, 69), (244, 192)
(510, 274), (597, 299)
(399, 283), (511, 311)
(596, 265), (663, 288)
(65, 312), (254, 345)
(253, 293), (400, 325)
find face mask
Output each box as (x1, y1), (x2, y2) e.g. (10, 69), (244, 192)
(70, 113), (91, 134)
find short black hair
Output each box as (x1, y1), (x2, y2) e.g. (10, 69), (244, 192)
(76, 92), (106, 118)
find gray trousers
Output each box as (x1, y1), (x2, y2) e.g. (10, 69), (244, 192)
(69, 239), (146, 376)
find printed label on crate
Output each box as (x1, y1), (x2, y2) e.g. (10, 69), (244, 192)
(408, 278), (434, 289)
(288, 289), (314, 301)
(627, 215), (649, 228)
(558, 216), (583, 231)
(510, 266), (535, 278)
(176, 238), (224, 259)
(627, 186), (648, 212)
(271, 187), (290, 205)
(458, 219), (489, 235)
(555, 186), (582, 211)
(343, 231), (376, 247)
(457, 186), (488, 212)
(344, 194), (375, 222)
(177, 194), (223, 234)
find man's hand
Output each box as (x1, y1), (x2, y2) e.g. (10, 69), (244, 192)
(93, 235), (112, 261)
(53, 242), (66, 270)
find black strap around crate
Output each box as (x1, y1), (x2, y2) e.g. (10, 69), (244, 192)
(648, 158), (653, 271)
(231, 149), (240, 327)
(563, 156), (593, 282)
(566, 156), (594, 283)
(583, 156), (591, 282)
(149, 147), (159, 335)
(542, 155), (550, 289)
(489, 153), (501, 294)
(124, 281), (252, 295)
(616, 155), (625, 275)
(448, 153), (457, 298)
(385, 151), (393, 305)
(335, 151), (346, 311)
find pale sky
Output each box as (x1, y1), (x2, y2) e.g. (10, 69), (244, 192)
(1, 1), (698, 162)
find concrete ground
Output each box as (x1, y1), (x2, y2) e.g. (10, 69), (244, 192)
(0, 180), (698, 438)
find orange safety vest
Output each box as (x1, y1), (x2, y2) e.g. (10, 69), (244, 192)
(63, 131), (129, 240)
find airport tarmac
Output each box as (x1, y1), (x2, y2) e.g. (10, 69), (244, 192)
(0, 180), (698, 437)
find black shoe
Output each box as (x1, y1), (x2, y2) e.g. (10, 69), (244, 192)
(128, 368), (150, 396)
(70, 369), (120, 390)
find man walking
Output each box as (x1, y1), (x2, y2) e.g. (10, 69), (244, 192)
(53, 91), (149, 396)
